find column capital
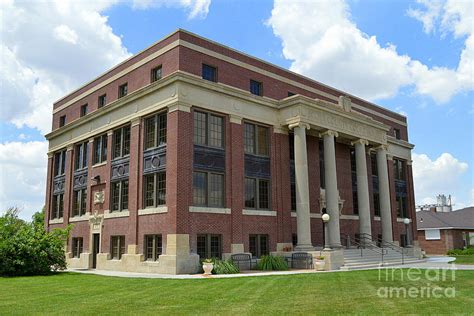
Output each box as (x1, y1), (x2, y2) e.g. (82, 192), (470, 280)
(107, 130), (114, 136)
(47, 152), (54, 158)
(273, 125), (289, 135)
(407, 160), (413, 166)
(229, 114), (242, 124)
(374, 144), (388, 152)
(288, 122), (310, 130)
(167, 102), (191, 113)
(88, 138), (94, 144)
(351, 139), (369, 146)
(131, 117), (141, 127)
(387, 154), (393, 161)
(66, 144), (74, 152)
(319, 130), (339, 138)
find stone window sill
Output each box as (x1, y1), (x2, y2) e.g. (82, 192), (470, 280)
(49, 218), (64, 224)
(104, 210), (130, 219)
(243, 209), (276, 216)
(290, 212), (321, 218)
(69, 213), (90, 222)
(138, 206), (168, 215)
(92, 161), (107, 168)
(189, 206), (231, 214)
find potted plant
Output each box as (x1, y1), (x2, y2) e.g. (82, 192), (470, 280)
(202, 259), (214, 275)
(314, 256), (325, 271)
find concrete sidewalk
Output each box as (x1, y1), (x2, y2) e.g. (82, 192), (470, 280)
(66, 256), (474, 279)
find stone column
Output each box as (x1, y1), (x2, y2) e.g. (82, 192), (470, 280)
(376, 145), (393, 243)
(321, 130), (341, 248)
(290, 122), (313, 251)
(352, 139), (372, 240)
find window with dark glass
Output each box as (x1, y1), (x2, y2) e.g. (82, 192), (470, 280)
(75, 141), (88, 170)
(350, 148), (358, 215)
(59, 115), (66, 127)
(373, 192), (380, 217)
(196, 234), (222, 259)
(93, 134), (108, 164)
(113, 125), (130, 159)
(151, 65), (162, 82)
(72, 237), (83, 258)
(193, 171), (224, 207)
(371, 153), (378, 176)
(250, 79), (262, 96)
(393, 159), (406, 181)
(396, 195), (408, 218)
(292, 234), (298, 246)
(145, 234), (162, 261)
(145, 112), (167, 149)
(193, 111), (224, 148)
(80, 104), (88, 117)
(319, 140), (325, 189)
(144, 172), (166, 207)
(202, 64), (217, 82)
(111, 236), (125, 259)
(245, 178), (270, 210)
(118, 83), (128, 98)
(394, 128), (401, 140)
(72, 188), (87, 217)
(249, 234), (269, 258)
(244, 122), (269, 156)
(98, 94), (107, 108)
(290, 182), (296, 211)
(288, 91), (295, 97)
(111, 180), (129, 212)
(54, 150), (67, 176)
(51, 193), (64, 219)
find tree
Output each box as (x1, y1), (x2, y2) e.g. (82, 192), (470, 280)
(0, 207), (71, 276)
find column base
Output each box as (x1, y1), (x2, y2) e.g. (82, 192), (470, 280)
(295, 244), (315, 252)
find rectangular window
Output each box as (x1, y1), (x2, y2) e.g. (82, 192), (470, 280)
(111, 236), (125, 259)
(202, 64), (217, 82)
(371, 153), (378, 176)
(54, 150), (67, 177)
(80, 104), (88, 117)
(75, 141), (88, 170)
(98, 94), (107, 108)
(72, 237), (83, 258)
(59, 115), (66, 127)
(319, 140), (325, 189)
(51, 193), (64, 219)
(118, 83), (128, 98)
(250, 79), (262, 96)
(111, 180), (129, 212)
(145, 234), (162, 261)
(373, 192), (380, 217)
(72, 188), (87, 217)
(151, 65), (162, 82)
(196, 234), (222, 259)
(249, 234), (269, 258)
(394, 128), (401, 140)
(144, 112), (167, 149)
(244, 122), (269, 156)
(113, 125), (131, 159)
(393, 159), (406, 181)
(350, 148), (358, 215)
(144, 172), (166, 207)
(288, 91), (295, 97)
(290, 182), (296, 211)
(93, 134), (108, 164)
(396, 195), (408, 218)
(193, 111), (224, 148)
(193, 171), (224, 207)
(425, 229), (441, 240)
(245, 177), (270, 210)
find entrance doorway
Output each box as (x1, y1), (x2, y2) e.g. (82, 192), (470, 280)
(92, 233), (100, 269)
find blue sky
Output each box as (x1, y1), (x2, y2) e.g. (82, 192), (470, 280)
(1, 0), (472, 220)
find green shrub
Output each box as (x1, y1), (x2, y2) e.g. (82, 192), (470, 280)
(463, 248), (474, 255)
(0, 208), (71, 276)
(213, 259), (240, 274)
(447, 248), (474, 256)
(256, 255), (289, 271)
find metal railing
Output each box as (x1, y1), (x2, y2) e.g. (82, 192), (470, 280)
(359, 233), (408, 265)
(341, 234), (387, 264)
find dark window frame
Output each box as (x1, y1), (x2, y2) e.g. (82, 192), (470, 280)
(74, 141), (88, 171)
(151, 65), (163, 82)
(193, 110), (225, 149)
(144, 172), (166, 208)
(111, 180), (129, 212)
(249, 234), (269, 258)
(250, 79), (263, 96)
(244, 122), (269, 156)
(396, 195), (408, 218)
(72, 237), (83, 258)
(72, 188), (87, 217)
(54, 150), (67, 177)
(93, 134), (108, 165)
(244, 177), (270, 210)
(51, 193), (64, 219)
(118, 83), (128, 98)
(393, 158), (406, 181)
(111, 235), (125, 260)
(144, 112), (167, 150)
(98, 94), (107, 108)
(192, 171), (225, 208)
(196, 234), (222, 259)
(144, 234), (162, 261)
(350, 147), (358, 215)
(394, 128), (401, 140)
(59, 115), (66, 127)
(80, 104), (88, 117)
(112, 125), (131, 159)
(202, 64), (217, 82)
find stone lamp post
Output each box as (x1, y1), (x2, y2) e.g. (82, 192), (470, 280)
(403, 218), (411, 247)
(322, 213), (331, 251)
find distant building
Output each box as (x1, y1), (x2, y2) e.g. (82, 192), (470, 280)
(416, 194), (452, 213)
(416, 206), (474, 255)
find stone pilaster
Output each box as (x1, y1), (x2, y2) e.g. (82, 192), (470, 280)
(376, 145), (393, 243)
(352, 139), (371, 240)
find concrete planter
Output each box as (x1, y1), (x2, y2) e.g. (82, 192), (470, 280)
(315, 259), (326, 271)
(202, 262), (214, 275)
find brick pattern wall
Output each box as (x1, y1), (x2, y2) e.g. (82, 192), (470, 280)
(417, 229), (471, 255)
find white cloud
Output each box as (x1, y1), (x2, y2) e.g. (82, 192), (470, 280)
(407, 0), (443, 34)
(0, 141), (49, 219)
(132, 0), (211, 19)
(267, 0), (473, 104)
(53, 25), (79, 45)
(412, 152), (469, 207)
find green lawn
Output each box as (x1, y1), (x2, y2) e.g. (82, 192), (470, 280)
(450, 255), (474, 265)
(1, 270), (473, 315)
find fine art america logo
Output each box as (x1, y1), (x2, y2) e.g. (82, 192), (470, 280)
(377, 266), (456, 298)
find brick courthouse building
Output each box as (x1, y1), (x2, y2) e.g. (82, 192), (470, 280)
(45, 30), (418, 273)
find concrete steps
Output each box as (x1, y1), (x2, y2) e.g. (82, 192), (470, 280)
(340, 248), (425, 270)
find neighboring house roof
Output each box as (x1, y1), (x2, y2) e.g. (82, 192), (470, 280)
(416, 207), (474, 230)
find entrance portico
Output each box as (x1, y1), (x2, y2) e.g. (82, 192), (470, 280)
(281, 95), (394, 250)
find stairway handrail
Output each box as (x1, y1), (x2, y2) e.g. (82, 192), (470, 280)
(340, 234), (387, 264)
(359, 233), (408, 264)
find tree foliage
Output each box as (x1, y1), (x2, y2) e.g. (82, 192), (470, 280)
(0, 207), (71, 276)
